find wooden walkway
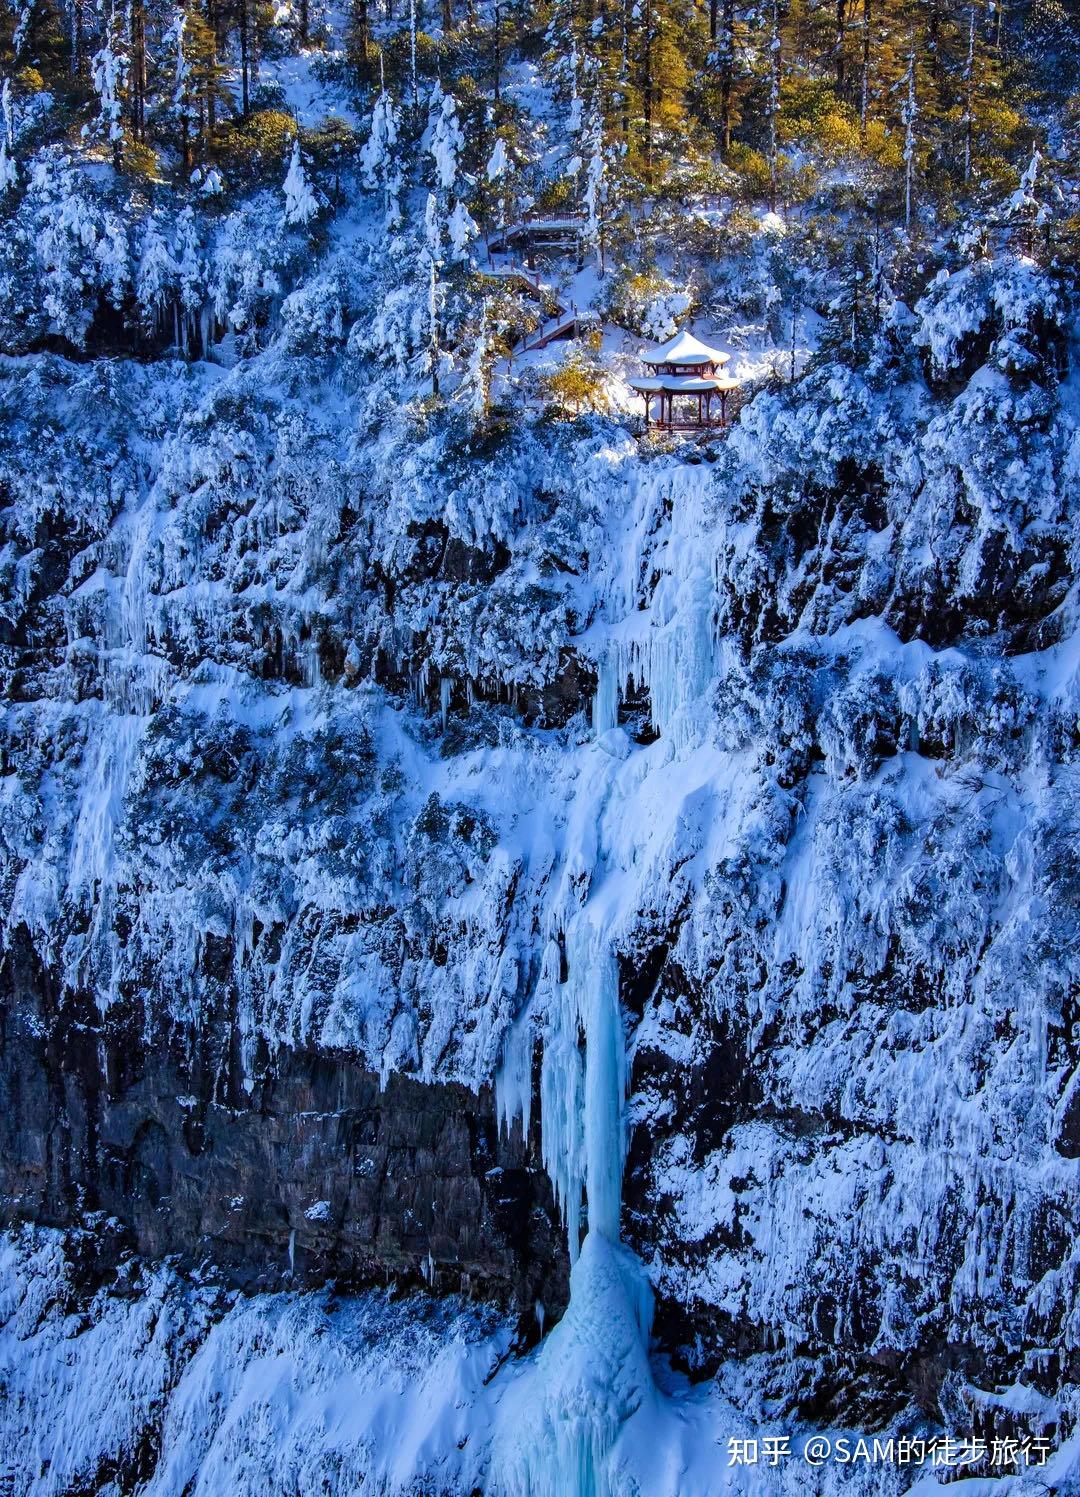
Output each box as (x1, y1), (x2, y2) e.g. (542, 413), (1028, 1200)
(521, 306), (587, 351)
(487, 214), (584, 256)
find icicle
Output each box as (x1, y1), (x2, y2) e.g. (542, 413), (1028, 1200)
(496, 1009), (535, 1147)
(303, 626), (321, 689)
(591, 650), (620, 737)
(489, 920), (655, 1497)
(440, 676), (452, 731)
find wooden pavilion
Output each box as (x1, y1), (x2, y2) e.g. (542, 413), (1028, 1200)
(629, 329), (739, 432)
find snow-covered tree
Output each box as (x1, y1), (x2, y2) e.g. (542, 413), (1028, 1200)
(0, 140), (15, 195)
(408, 0), (418, 108)
(9, 0), (32, 56)
(422, 87), (475, 265)
(421, 191), (443, 396)
(283, 138), (319, 226)
(97, 210), (130, 307)
(486, 136), (507, 184)
(461, 297), (494, 424)
(0, 84), (15, 195)
(767, 0), (781, 212)
(428, 87), (465, 194)
(902, 48), (917, 230)
(167, 12), (196, 169)
(582, 93), (606, 274)
(361, 85), (402, 230)
(90, 0), (129, 166)
(30, 166), (130, 346)
(447, 199), (476, 263)
(485, 133), (512, 230)
(173, 206), (204, 351)
(1008, 147), (1044, 224)
(566, 38), (582, 136)
(1006, 146), (1055, 257)
(137, 213), (178, 336)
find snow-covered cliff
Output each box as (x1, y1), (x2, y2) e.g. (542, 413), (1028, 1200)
(2, 116), (1079, 1493)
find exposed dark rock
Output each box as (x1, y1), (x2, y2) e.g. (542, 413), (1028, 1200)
(0, 925), (568, 1326)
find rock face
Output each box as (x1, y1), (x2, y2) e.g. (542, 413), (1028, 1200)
(2, 241), (1079, 1487)
(0, 926), (567, 1316)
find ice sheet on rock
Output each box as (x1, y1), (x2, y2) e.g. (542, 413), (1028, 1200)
(488, 1234), (654, 1497)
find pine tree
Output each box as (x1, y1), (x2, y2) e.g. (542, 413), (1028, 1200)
(767, 0), (782, 210)
(582, 90), (607, 272)
(137, 213), (178, 334)
(428, 86), (465, 192)
(129, 0), (148, 140)
(283, 137), (319, 224)
(901, 44), (916, 227)
(422, 190), (443, 396)
(1, 77), (13, 149)
(90, 0), (129, 166)
(346, 0), (373, 83)
(0, 81), (15, 194)
(177, 1), (229, 162)
(716, 0), (737, 154)
(168, 10), (197, 167)
(173, 206), (204, 351)
(361, 76), (403, 230)
(462, 297), (493, 424)
(486, 133), (510, 228)
(634, 0), (696, 177)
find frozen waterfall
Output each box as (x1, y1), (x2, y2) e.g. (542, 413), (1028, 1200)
(490, 924), (656, 1497)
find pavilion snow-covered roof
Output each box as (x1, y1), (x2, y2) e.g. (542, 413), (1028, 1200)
(628, 374), (739, 393)
(644, 329), (731, 367)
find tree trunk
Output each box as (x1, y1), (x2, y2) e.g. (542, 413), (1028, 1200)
(767, 0), (780, 211)
(130, 0), (147, 140)
(860, 0), (870, 128)
(620, 0), (630, 138)
(240, 0), (250, 115)
(963, 3), (974, 181)
(835, 0), (845, 95)
(927, 0), (940, 79)
(73, 0), (87, 75)
(719, 0), (734, 153)
(207, 0), (220, 132)
(642, 0), (653, 170)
